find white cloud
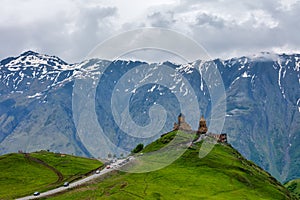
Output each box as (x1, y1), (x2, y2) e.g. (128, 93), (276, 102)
(250, 9), (279, 28)
(0, 0), (76, 25)
(278, 0), (300, 10)
(0, 0), (300, 62)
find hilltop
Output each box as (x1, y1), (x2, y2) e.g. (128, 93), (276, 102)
(46, 131), (296, 200)
(0, 151), (102, 199)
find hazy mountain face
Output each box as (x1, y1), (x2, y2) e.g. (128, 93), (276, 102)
(0, 51), (299, 182)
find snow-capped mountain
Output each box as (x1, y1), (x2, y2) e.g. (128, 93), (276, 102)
(0, 51), (299, 182)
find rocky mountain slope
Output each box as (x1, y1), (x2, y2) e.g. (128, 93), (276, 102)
(0, 51), (299, 182)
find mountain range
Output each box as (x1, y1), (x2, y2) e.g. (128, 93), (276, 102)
(0, 51), (299, 183)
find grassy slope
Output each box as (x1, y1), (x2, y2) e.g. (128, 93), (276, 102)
(48, 131), (295, 200)
(0, 151), (102, 199)
(30, 151), (102, 182)
(285, 179), (300, 199)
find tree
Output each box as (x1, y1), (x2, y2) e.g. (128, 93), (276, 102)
(132, 143), (144, 153)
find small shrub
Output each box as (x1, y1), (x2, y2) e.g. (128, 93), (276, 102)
(132, 143), (144, 153)
(287, 182), (297, 193)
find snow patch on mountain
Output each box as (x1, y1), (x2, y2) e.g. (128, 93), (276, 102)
(27, 92), (43, 99)
(176, 63), (194, 74)
(297, 98), (300, 112)
(294, 56), (300, 72)
(241, 71), (251, 78)
(148, 85), (156, 92)
(277, 58), (287, 99)
(3, 51), (72, 70)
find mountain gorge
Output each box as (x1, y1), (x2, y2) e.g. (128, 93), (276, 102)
(0, 51), (299, 182)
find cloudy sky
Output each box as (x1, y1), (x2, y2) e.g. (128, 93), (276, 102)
(1, 0), (300, 63)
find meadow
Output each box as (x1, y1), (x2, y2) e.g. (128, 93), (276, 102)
(47, 131), (295, 200)
(0, 151), (102, 199)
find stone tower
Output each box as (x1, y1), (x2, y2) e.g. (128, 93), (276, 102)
(197, 115), (208, 134)
(178, 113), (185, 124)
(173, 113), (192, 131)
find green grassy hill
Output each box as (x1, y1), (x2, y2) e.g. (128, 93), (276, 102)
(0, 151), (102, 199)
(47, 131), (296, 200)
(285, 179), (300, 199)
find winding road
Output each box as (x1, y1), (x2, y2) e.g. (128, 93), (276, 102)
(16, 158), (133, 200)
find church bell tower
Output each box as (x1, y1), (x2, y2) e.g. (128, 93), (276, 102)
(197, 115), (208, 134)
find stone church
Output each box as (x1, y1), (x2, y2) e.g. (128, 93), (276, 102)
(173, 113), (227, 143)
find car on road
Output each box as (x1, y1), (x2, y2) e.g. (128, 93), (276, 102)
(95, 170), (100, 174)
(106, 165), (110, 169)
(33, 192), (40, 196)
(63, 182), (69, 187)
